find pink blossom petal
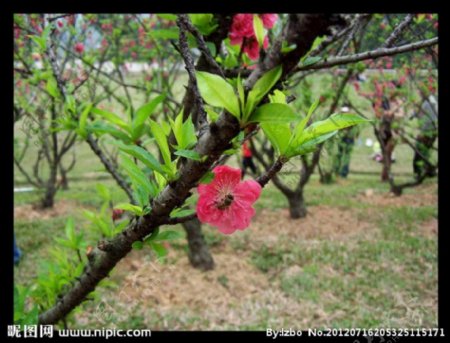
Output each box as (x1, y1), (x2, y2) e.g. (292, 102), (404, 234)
(233, 180), (262, 205)
(261, 14), (278, 29)
(212, 165), (242, 189)
(196, 165), (262, 234)
(243, 37), (260, 60)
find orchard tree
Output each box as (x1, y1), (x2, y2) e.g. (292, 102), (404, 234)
(13, 13), (437, 327)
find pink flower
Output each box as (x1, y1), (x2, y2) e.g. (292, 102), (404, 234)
(74, 42), (84, 54)
(229, 13), (277, 60)
(243, 35), (269, 60)
(230, 14), (254, 40)
(196, 166), (262, 234)
(260, 14), (278, 29)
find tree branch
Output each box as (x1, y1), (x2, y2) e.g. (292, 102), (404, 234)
(296, 37), (438, 71)
(383, 14), (414, 48)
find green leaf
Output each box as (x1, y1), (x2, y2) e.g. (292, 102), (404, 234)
(189, 14), (218, 36)
(113, 141), (164, 174)
(290, 98), (320, 146)
(301, 56), (322, 67)
(253, 15), (265, 48)
(87, 122), (132, 143)
(205, 107), (220, 122)
(78, 103), (93, 138)
(28, 35), (46, 50)
(154, 171), (167, 191)
(244, 65), (282, 119)
(248, 103), (298, 123)
(115, 203), (144, 216)
(154, 230), (184, 241)
(237, 74), (245, 114)
(65, 217), (75, 242)
(199, 171), (215, 184)
(156, 14), (177, 21)
(144, 227), (160, 243)
(132, 95), (165, 139)
(120, 154), (152, 206)
(149, 242), (168, 258)
(65, 95), (76, 113)
(148, 28), (179, 40)
(286, 131), (338, 157)
(174, 149), (202, 161)
(170, 208), (196, 218)
(196, 71), (240, 118)
(46, 77), (60, 99)
(281, 42), (297, 53)
(179, 116), (197, 150)
(132, 241), (144, 250)
(260, 123), (292, 155)
(300, 113), (369, 144)
(149, 120), (172, 170)
(96, 184), (111, 201)
(269, 89), (287, 104)
(91, 107), (132, 134)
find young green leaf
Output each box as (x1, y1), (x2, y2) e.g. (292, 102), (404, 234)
(91, 107), (132, 134)
(78, 103), (93, 138)
(28, 35), (46, 50)
(154, 230), (184, 241)
(132, 94), (165, 139)
(132, 241), (144, 250)
(149, 242), (168, 258)
(244, 65), (282, 118)
(65, 217), (75, 242)
(290, 98), (320, 146)
(286, 131), (338, 157)
(300, 113), (369, 144)
(115, 203), (144, 216)
(248, 103), (298, 123)
(196, 71), (240, 118)
(170, 112), (197, 150)
(253, 15), (265, 48)
(260, 123), (292, 155)
(205, 107), (220, 122)
(269, 89), (287, 104)
(174, 149), (202, 161)
(149, 120), (172, 169)
(46, 77), (61, 99)
(237, 74), (245, 114)
(199, 171), (215, 184)
(300, 56), (322, 67)
(120, 154), (152, 206)
(170, 208), (196, 218)
(96, 184), (111, 201)
(113, 141), (164, 174)
(87, 122), (132, 143)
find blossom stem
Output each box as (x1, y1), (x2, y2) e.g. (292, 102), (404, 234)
(256, 157), (286, 188)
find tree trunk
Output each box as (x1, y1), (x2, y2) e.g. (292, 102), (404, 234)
(381, 139), (394, 182)
(287, 192), (307, 219)
(59, 168), (69, 190)
(41, 183), (56, 208)
(182, 217), (215, 271)
(40, 166), (58, 208)
(320, 171), (334, 184)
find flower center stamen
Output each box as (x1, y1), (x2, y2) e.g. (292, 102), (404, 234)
(216, 193), (234, 210)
